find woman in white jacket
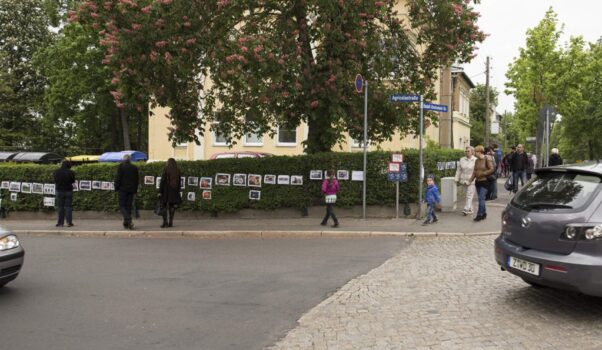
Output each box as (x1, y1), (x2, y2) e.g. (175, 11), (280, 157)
(454, 146), (476, 215)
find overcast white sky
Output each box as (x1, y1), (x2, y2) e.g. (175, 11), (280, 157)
(463, 0), (602, 114)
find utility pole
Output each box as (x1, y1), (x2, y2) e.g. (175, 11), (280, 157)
(484, 56), (490, 146)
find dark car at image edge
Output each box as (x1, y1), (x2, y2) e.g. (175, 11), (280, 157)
(0, 228), (24, 287)
(495, 161), (602, 296)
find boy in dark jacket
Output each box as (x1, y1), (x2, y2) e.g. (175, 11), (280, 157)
(423, 175), (441, 225)
(53, 161), (76, 227)
(115, 154), (139, 229)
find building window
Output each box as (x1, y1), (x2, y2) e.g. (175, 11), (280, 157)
(212, 123), (229, 146)
(277, 126), (297, 146)
(351, 137), (369, 148)
(243, 115), (263, 146)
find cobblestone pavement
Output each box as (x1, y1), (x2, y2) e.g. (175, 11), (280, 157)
(270, 236), (602, 349)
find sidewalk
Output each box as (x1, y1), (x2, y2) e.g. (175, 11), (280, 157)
(1, 181), (511, 239)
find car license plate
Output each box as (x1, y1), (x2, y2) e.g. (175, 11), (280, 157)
(508, 256), (540, 276)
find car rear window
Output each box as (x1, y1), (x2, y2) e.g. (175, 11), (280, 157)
(214, 154), (236, 159)
(512, 171), (602, 211)
(238, 154), (256, 158)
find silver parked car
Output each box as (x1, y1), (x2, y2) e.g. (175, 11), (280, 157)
(495, 161), (602, 296)
(0, 228), (24, 287)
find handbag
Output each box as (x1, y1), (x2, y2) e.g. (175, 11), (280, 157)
(154, 201), (166, 216)
(325, 194), (337, 204)
(487, 174), (497, 182)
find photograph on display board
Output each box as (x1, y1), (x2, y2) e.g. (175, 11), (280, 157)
(337, 170), (350, 180)
(233, 174), (247, 186)
(155, 177), (161, 189)
(351, 170), (364, 181)
(291, 175), (303, 185)
(180, 177), (186, 189)
(248, 174), (262, 188)
(188, 177), (199, 187)
(43, 196), (55, 207)
(187, 192), (196, 201)
(43, 184), (55, 195)
(1, 181), (9, 189)
(144, 176), (155, 185)
(277, 175), (290, 185)
(101, 181), (111, 190)
(32, 183), (44, 194)
(109, 182), (115, 190)
(73, 181), (79, 191)
(215, 173), (231, 186)
(202, 190), (212, 200)
(249, 190), (261, 200)
(392, 154), (403, 163)
(310, 170), (323, 180)
(199, 177), (212, 189)
(92, 181), (101, 189)
(10, 193), (17, 201)
(21, 183), (32, 193)
(79, 181), (91, 191)
(9, 182), (21, 192)
(264, 175), (276, 184)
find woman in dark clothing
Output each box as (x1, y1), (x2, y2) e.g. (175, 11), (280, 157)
(549, 148), (563, 166)
(159, 158), (182, 228)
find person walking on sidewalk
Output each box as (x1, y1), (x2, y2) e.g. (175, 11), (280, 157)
(53, 160), (76, 227)
(159, 158), (182, 228)
(509, 144), (529, 193)
(455, 146), (476, 216)
(422, 175), (441, 226)
(470, 145), (495, 222)
(321, 169), (339, 228)
(549, 148), (563, 166)
(115, 154), (139, 230)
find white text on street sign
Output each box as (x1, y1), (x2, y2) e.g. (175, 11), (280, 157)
(390, 94), (420, 103)
(422, 103), (448, 113)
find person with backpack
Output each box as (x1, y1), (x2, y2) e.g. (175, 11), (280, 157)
(159, 158), (182, 228)
(321, 169), (339, 228)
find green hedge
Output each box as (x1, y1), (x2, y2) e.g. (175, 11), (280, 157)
(0, 149), (463, 214)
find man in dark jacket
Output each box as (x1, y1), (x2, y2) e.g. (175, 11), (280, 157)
(549, 148), (563, 166)
(510, 144), (530, 193)
(115, 154), (139, 229)
(54, 161), (76, 227)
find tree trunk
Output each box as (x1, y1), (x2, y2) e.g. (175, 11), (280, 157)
(111, 111), (119, 151)
(306, 110), (333, 154)
(589, 139), (594, 161)
(137, 112), (142, 152)
(119, 108), (131, 150)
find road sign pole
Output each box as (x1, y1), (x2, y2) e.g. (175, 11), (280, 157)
(395, 181), (399, 219)
(418, 95), (424, 220)
(545, 109), (550, 167)
(363, 80), (368, 220)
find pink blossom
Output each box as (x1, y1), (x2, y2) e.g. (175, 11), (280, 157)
(253, 45), (263, 54)
(241, 46), (249, 53)
(141, 6), (152, 14)
(132, 23), (142, 30)
(155, 41), (168, 48)
(281, 91), (289, 97)
(310, 100), (319, 109)
(111, 77), (121, 84)
(182, 22), (191, 28)
(185, 38), (197, 46)
(277, 58), (285, 65)
(375, 1), (385, 6)
(110, 90), (122, 99)
(90, 12), (99, 18)
(164, 52), (172, 64)
(150, 51), (158, 62)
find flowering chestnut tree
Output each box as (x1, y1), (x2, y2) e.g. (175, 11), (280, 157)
(76, 0), (484, 153)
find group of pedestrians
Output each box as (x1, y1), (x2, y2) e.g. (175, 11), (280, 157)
(52, 154), (183, 230)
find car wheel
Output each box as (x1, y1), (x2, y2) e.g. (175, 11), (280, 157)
(522, 278), (545, 288)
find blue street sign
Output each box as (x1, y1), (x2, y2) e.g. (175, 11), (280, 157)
(387, 163), (408, 182)
(390, 94), (420, 103)
(422, 103), (448, 113)
(355, 74), (363, 93)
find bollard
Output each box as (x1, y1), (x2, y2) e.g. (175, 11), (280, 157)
(440, 177), (457, 212)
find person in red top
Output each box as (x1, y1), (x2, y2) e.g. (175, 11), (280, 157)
(321, 169), (340, 228)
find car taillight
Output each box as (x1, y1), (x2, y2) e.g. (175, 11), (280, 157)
(563, 224), (602, 240)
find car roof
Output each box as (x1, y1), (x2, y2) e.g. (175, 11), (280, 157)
(537, 161), (602, 176)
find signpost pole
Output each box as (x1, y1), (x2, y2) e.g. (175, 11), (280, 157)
(395, 181), (399, 219)
(545, 109), (550, 167)
(363, 80), (368, 220)
(418, 95), (424, 220)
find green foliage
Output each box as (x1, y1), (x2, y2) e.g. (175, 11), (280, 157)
(0, 150), (462, 214)
(469, 84), (499, 146)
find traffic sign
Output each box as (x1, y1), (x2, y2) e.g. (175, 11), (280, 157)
(355, 74), (363, 93)
(390, 94), (420, 103)
(422, 103), (448, 113)
(387, 163), (408, 182)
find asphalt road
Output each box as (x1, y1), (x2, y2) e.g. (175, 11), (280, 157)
(0, 235), (408, 350)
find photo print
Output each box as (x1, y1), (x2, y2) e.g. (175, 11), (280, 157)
(337, 170), (350, 180)
(9, 182), (20, 192)
(43, 184), (55, 195)
(1, 181), (9, 189)
(79, 181), (91, 191)
(248, 174), (262, 188)
(199, 177), (212, 189)
(144, 176), (155, 185)
(277, 175), (290, 185)
(32, 183), (44, 194)
(233, 174), (247, 187)
(351, 171), (364, 181)
(215, 173), (231, 186)
(187, 192), (196, 201)
(101, 181), (112, 190)
(310, 170), (323, 180)
(181, 177), (186, 189)
(291, 175), (303, 186)
(21, 183), (32, 194)
(10, 193), (17, 201)
(264, 174), (276, 185)
(72, 181), (79, 191)
(92, 181), (101, 190)
(392, 154), (404, 163)
(43, 196), (55, 207)
(187, 177), (199, 187)
(155, 177), (161, 189)
(249, 190), (261, 201)
(202, 190), (212, 200)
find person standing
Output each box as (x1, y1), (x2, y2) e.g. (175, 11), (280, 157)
(549, 148), (563, 166)
(509, 144), (529, 193)
(321, 169), (339, 228)
(159, 158), (182, 228)
(422, 175), (441, 226)
(485, 146), (498, 200)
(493, 144), (502, 176)
(526, 152), (535, 180)
(454, 146), (476, 216)
(470, 145), (495, 222)
(115, 154), (139, 230)
(53, 160), (76, 227)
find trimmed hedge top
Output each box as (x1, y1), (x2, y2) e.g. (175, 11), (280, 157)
(0, 149), (463, 214)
